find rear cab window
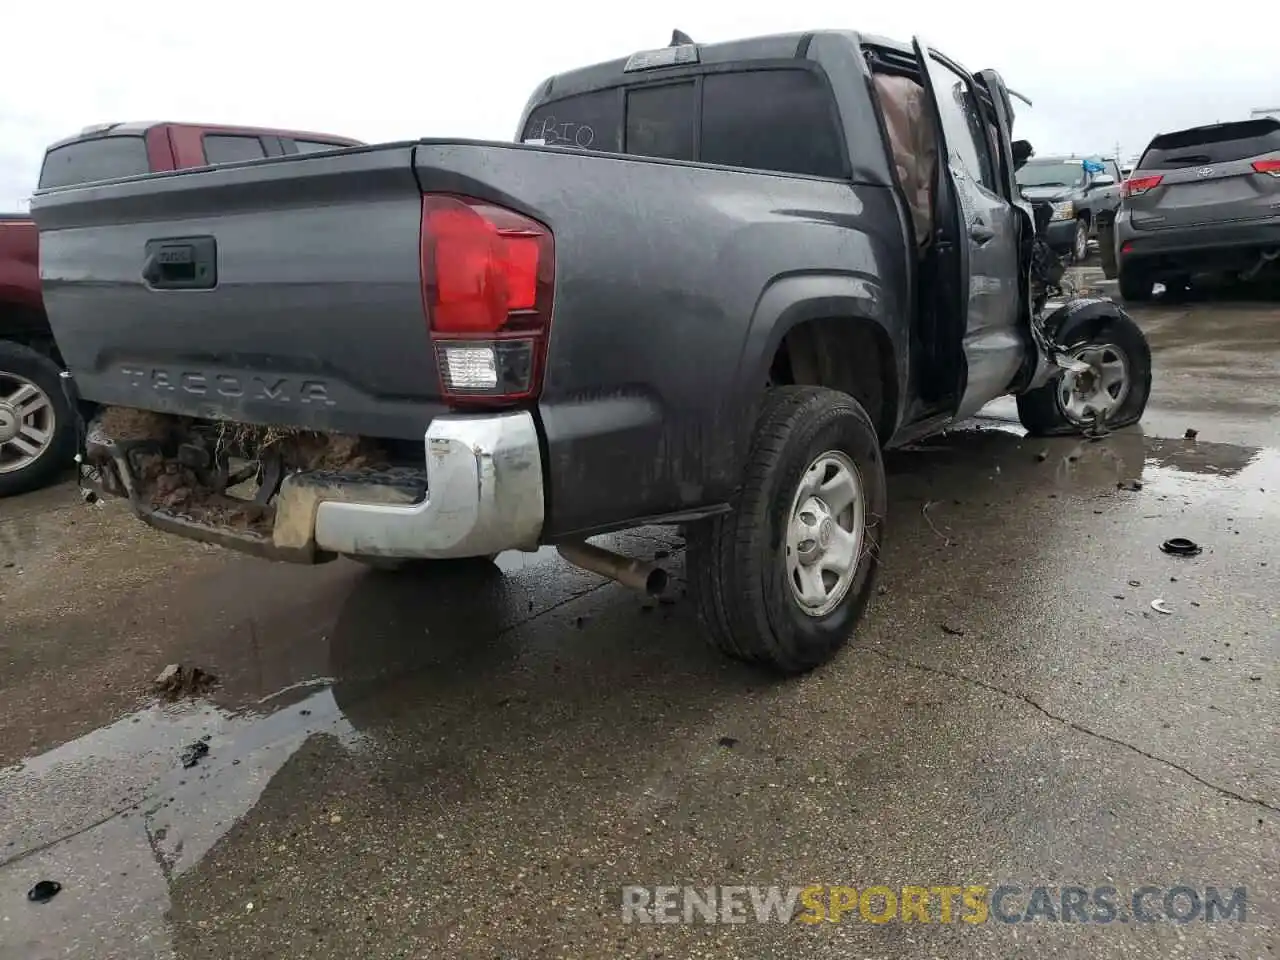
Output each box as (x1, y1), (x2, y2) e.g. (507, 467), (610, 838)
(1139, 120), (1280, 169)
(38, 137), (150, 189)
(202, 135), (269, 165)
(291, 140), (347, 154)
(521, 66), (847, 178)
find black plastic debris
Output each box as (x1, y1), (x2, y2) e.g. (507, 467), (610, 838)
(27, 881), (61, 903)
(1117, 479), (1144, 491)
(718, 736), (739, 749)
(180, 741), (210, 769)
(940, 623), (965, 636)
(1160, 537), (1202, 557)
(1184, 428), (1198, 440)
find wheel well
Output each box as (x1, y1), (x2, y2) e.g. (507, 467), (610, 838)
(0, 302), (63, 366)
(1077, 209), (1092, 225)
(768, 317), (897, 441)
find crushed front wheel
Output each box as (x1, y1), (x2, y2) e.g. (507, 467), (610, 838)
(1017, 313), (1152, 437)
(687, 386), (886, 674)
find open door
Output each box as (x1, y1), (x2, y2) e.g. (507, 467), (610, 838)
(912, 38), (1025, 422)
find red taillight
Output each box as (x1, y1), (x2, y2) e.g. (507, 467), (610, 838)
(420, 194), (554, 406)
(1252, 158), (1280, 178)
(1121, 174), (1163, 199)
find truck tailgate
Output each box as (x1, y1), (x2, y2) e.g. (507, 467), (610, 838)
(33, 143), (441, 440)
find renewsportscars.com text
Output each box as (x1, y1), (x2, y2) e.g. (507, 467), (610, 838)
(621, 884), (1248, 925)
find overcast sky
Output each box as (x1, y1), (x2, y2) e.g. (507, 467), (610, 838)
(3, 1), (1278, 208)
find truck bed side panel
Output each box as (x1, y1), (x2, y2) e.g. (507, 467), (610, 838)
(35, 145), (444, 440)
(413, 142), (910, 537)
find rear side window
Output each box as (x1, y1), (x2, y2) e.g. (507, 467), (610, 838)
(38, 137), (150, 189)
(701, 70), (844, 177)
(203, 135), (268, 165)
(626, 82), (696, 161)
(1140, 120), (1280, 169)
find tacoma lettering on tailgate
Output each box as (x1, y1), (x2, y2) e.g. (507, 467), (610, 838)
(119, 367), (337, 406)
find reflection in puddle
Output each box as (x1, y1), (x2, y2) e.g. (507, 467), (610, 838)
(0, 683), (359, 960)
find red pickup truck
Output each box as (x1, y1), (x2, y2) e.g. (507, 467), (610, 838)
(0, 121), (361, 496)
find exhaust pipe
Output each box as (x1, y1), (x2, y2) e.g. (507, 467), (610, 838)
(557, 542), (669, 596)
(1241, 248), (1280, 282)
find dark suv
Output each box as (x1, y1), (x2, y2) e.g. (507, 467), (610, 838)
(1016, 155), (1122, 262)
(1112, 118), (1280, 299)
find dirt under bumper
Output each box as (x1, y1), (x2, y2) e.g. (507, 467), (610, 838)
(77, 405), (545, 564)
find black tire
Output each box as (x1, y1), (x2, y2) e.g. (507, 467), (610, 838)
(1071, 217), (1090, 263)
(686, 386), (886, 675)
(1016, 313), (1152, 437)
(1118, 267), (1153, 302)
(0, 341), (75, 498)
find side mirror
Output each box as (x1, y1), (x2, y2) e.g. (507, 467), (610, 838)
(1090, 175), (1117, 189)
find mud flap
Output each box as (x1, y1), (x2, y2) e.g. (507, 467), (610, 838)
(1097, 212), (1118, 280)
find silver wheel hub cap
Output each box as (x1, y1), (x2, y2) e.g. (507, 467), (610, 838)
(785, 450), (865, 618)
(1058, 343), (1130, 425)
(0, 374), (57, 475)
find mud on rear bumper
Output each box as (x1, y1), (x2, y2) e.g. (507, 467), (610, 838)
(71, 394), (545, 564)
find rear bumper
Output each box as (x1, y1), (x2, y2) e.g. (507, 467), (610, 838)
(78, 405), (545, 563)
(312, 412), (544, 559)
(1117, 217), (1280, 271)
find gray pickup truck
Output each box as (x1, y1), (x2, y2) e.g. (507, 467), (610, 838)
(32, 30), (1152, 674)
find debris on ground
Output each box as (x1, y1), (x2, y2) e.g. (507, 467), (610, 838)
(1160, 537), (1202, 557)
(180, 740), (210, 769)
(1151, 599), (1173, 615)
(1184, 428), (1199, 440)
(153, 664), (218, 699)
(1117, 479), (1144, 491)
(26, 880), (61, 903)
(717, 736), (739, 749)
(940, 623), (965, 636)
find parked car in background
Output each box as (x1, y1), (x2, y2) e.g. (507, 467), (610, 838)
(0, 121), (361, 496)
(1015, 154), (1123, 262)
(1108, 117), (1280, 300)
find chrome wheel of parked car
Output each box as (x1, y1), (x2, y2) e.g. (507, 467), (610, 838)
(1072, 218), (1090, 263)
(0, 341), (76, 497)
(0, 372), (57, 476)
(785, 449), (865, 618)
(1056, 342), (1131, 425)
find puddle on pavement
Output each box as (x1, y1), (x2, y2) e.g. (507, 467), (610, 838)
(905, 403), (1275, 508)
(0, 683), (361, 960)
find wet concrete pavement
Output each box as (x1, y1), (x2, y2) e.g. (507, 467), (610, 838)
(1, 284), (1277, 958)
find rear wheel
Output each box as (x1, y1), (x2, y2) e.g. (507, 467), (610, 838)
(0, 341), (75, 497)
(687, 386), (886, 675)
(1118, 267), (1153, 302)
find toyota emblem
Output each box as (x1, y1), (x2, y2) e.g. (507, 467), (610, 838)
(1196, 166), (1215, 178)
